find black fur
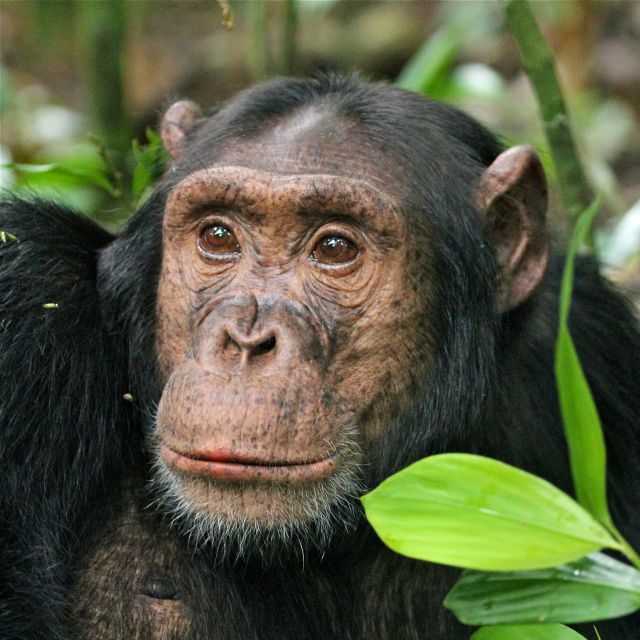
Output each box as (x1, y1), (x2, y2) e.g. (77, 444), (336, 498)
(1, 74), (639, 639)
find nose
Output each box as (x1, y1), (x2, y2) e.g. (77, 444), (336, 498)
(193, 293), (298, 374)
(222, 326), (278, 366)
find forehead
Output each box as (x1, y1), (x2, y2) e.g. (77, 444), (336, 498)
(195, 106), (406, 196)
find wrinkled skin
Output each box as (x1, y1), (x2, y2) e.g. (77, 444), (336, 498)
(154, 116), (429, 536)
(152, 106), (546, 548)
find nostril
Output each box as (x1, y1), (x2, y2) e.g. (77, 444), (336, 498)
(252, 335), (276, 357)
(220, 334), (242, 361)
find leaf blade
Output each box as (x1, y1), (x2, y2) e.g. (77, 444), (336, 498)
(471, 624), (586, 640)
(445, 552), (640, 625)
(554, 196), (611, 526)
(361, 454), (620, 571)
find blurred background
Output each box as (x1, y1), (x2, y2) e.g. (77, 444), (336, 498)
(0, 0), (639, 289)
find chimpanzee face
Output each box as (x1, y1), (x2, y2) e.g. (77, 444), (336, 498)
(150, 93), (547, 555)
(153, 111), (431, 552)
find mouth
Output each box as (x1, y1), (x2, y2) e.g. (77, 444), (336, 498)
(160, 446), (339, 483)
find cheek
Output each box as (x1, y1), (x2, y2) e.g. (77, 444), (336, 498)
(156, 254), (193, 376)
(332, 264), (434, 436)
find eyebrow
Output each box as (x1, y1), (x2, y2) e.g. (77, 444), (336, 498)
(165, 166), (401, 229)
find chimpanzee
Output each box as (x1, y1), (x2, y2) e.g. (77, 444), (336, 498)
(1, 73), (639, 640)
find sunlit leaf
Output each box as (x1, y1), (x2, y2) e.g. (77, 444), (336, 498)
(555, 196), (611, 526)
(361, 454), (621, 571)
(471, 624), (586, 639)
(445, 552), (640, 625)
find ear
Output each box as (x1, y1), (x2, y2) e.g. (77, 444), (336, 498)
(475, 145), (549, 312)
(160, 100), (202, 161)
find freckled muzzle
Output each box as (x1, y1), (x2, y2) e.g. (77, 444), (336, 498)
(191, 292), (328, 374)
(155, 289), (350, 482)
(155, 165), (398, 485)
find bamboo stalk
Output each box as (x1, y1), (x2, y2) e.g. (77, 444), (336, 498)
(504, 0), (591, 229)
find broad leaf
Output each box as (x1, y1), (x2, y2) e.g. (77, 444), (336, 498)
(471, 624), (586, 640)
(3, 162), (119, 196)
(361, 454), (621, 571)
(555, 197), (611, 526)
(445, 552), (640, 625)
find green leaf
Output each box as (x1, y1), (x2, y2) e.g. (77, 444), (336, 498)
(361, 454), (621, 571)
(130, 128), (168, 203)
(445, 552), (640, 625)
(131, 140), (152, 200)
(555, 198), (640, 569)
(471, 624), (586, 640)
(0, 230), (19, 243)
(557, 196), (602, 331)
(555, 197), (610, 525)
(3, 162), (119, 196)
(1, 162), (58, 174)
(396, 5), (485, 96)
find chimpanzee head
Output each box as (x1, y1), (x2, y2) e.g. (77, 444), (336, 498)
(100, 74), (548, 557)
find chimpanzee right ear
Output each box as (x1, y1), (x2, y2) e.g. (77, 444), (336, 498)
(474, 145), (549, 312)
(160, 100), (203, 162)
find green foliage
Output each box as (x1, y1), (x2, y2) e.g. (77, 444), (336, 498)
(0, 230), (19, 243)
(471, 624), (586, 640)
(445, 552), (640, 625)
(555, 197), (640, 568)
(503, 0), (590, 230)
(131, 128), (169, 207)
(361, 454), (620, 571)
(4, 161), (120, 198)
(362, 198), (640, 634)
(3, 129), (167, 224)
(555, 197), (608, 522)
(396, 5), (485, 98)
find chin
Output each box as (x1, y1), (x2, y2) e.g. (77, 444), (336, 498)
(148, 432), (365, 561)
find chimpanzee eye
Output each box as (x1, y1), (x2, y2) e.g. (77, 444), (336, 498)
(198, 224), (240, 260)
(311, 235), (359, 266)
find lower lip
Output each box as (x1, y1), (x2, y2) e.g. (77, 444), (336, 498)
(160, 446), (338, 483)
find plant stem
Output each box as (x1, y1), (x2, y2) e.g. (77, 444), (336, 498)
(78, 0), (130, 159)
(607, 521), (640, 570)
(280, 0), (298, 75)
(504, 0), (591, 232)
(249, 0), (271, 81)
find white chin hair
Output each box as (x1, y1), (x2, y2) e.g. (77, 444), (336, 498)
(147, 437), (364, 562)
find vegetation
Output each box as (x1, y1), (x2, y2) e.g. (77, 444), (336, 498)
(362, 4), (639, 638)
(1, 1), (638, 637)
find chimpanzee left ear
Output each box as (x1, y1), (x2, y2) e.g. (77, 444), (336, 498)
(475, 145), (549, 312)
(160, 100), (203, 162)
